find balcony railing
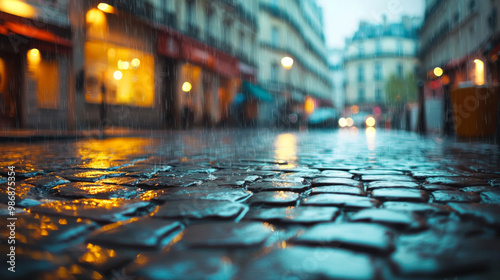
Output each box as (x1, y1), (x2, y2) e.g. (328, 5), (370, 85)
(345, 50), (417, 61)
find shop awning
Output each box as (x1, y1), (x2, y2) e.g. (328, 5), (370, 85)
(243, 82), (273, 102)
(1, 21), (71, 47)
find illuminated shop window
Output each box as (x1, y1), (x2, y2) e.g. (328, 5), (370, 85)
(27, 49), (60, 109)
(84, 41), (154, 107)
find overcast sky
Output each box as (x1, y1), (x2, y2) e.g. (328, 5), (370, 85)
(316, 0), (426, 49)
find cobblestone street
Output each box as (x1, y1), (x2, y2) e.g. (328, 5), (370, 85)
(1, 129), (500, 279)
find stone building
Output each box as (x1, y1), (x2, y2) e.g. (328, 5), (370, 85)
(344, 16), (420, 117)
(1, 0), (259, 129)
(257, 0), (332, 126)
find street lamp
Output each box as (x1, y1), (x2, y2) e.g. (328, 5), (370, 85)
(281, 56), (293, 70)
(281, 56), (293, 95)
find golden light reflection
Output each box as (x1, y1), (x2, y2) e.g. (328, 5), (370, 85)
(366, 127), (376, 151)
(75, 138), (151, 169)
(274, 133), (297, 168)
(0, 0), (36, 18)
(80, 243), (117, 266)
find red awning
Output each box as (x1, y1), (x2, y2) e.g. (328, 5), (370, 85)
(2, 21), (71, 47)
(157, 28), (240, 79)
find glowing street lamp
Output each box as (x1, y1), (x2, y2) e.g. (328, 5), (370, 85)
(433, 67), (443, 77)
(182, 82), (192, 92)
(281, 56), (294, 70)
(97, 3), (115, 13)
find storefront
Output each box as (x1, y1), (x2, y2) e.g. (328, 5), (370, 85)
(157, 29), (240, 128)
(81, 7), (159, 128)
(0, 11), (71, 129)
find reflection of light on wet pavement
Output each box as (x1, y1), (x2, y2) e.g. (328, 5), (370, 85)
(366, 127), (376, 151)
(274, 133), (297, 168)
(76, 138), (152, 169)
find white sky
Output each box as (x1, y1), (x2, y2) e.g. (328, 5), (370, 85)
(316, 0), (426, 49)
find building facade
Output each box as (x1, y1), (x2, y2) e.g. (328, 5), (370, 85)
(420, 0), (500, 133)
(0, 0), (72, 129)
(344, 16), (420, 116)
(328, 48), (345, 114)
(257, 0), (332, 126)
(1, 0), (259, 129)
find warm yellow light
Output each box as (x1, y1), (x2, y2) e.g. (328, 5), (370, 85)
(107, 48), (116, 58)
(97, 3), (114, 13)
(281, 57), (294, 70)
(433, 67), (443, 77)
(365, 116), (376, 127)
(131, 58), (140, 68)
(366, 126), (376, 135)
(351, 105), (359, 114)
(86, 9), (105, 24)
(338, 117), (347, 128)
(474, 59), (484, 86)
(0, 0), (36, 18)
(346, 117), (354, 127)
(304, 97), (315, 115)
(27, 48), (41, 64)
(274, 133), (297, 165)
(182, 82), (192, 92)
(122, 61), (129, 69)
(113, 70), (123, 80)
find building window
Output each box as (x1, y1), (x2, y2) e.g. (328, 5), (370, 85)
(186, 0), (195, 24)
(469, 0), (476, 12)
(357, 65), (364, 82)
(374, 62), (382, 81)
(397, 40), (403, 55)
(358, 43), (364, 56)
(84, 41), (155, 107)
(27, 51), (60, 109)
(358, 87), (365, 102)
(239, 30), (245, 54)
(375, 87), (382, 101)
(375, 39), (382, 55)
(223, 20), (232, 43)
(397, 63), (404, 78)
(271, 62), (279, 81)
(271, 26), (279, 47)
(205, 11), (213, 38)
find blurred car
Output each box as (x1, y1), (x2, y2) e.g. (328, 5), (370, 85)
(351, 112), (371, 127)
(307, 108), (339, 128)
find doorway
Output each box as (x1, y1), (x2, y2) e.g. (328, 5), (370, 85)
(0, 53), (22, 128)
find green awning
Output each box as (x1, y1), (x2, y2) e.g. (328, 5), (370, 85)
(243, 82), (273, 102)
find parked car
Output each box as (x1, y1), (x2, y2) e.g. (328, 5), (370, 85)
(307, 108), (339, 128)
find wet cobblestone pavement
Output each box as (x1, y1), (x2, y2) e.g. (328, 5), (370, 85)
(1, 129), (500, 279)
